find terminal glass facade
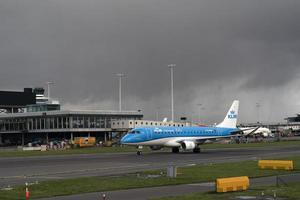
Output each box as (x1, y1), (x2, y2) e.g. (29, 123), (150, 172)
(0, 114), (142, 132)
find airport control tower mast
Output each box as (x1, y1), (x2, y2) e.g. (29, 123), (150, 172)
(46, 81), (54, 101)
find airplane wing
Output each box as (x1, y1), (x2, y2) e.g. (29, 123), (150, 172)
(174, 129), (246, 145)
(176, 133), (242, 145)
(240, 127), (260, 136)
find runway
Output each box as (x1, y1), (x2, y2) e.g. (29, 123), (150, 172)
(0, 145), (299, 187)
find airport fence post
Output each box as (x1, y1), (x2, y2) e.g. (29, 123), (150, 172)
(273, 190), (277, 200)
(25, 182), (30, 200)
(167, 165), (177, 178)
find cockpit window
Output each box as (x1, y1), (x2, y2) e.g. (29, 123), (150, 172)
(128, 130), (141, 134)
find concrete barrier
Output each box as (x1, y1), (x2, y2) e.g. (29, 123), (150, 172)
(23, 147), (42, 151)
(216, 176), (249, 193)
(258, 160), (294, 170)
(41, 145), (47, 151)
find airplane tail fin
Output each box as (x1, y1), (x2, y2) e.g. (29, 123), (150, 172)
(216, 100), (239, 128)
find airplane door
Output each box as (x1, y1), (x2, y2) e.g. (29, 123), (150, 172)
(147, 129), (152, 140)
(218, 129), (222, 136)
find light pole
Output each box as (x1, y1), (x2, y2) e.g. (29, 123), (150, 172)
(116, 73), (125, 112)
(46, 81), (54, 101)
(156, 107), (160, 121)
(197, 103), (202, 123)
(168, 64), (176, 122)
(256, 102), (261, 123)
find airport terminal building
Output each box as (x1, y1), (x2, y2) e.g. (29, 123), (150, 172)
(0, 87), (143, 146)
(0, 110), (143, 145)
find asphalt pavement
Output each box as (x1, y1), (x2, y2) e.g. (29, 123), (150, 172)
(0, 145), (299, 187)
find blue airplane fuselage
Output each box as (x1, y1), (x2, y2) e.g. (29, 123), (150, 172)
(121, 126), (238, 146)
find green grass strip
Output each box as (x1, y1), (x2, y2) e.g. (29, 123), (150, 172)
(152, 182), (300, 200)
(0, 146), (140, 157)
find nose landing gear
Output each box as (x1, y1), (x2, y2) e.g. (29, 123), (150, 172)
(136, 146), (143, 156)
(193, 147), (201, 153)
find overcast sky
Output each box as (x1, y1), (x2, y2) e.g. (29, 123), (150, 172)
(1, 0), (300, 124)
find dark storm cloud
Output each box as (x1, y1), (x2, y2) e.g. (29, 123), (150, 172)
(0, 0), (300, 120)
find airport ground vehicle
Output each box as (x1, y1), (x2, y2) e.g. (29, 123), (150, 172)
(74, 137), (96, 147)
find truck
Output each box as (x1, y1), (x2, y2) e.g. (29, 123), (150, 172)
(73, 137), (96, 147)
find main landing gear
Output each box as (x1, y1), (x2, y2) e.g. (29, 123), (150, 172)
(172, 147), (201, 153)
(172, 147), (180, 153)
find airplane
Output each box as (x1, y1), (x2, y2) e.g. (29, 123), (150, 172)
(240, 127), (273, 138)
(121, 100), (241, 155)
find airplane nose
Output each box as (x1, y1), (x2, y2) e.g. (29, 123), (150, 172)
(120, 137), (126, 144)
(121, 135), (129, 144)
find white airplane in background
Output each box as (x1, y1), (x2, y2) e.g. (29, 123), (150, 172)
(240, 127), (273, 138)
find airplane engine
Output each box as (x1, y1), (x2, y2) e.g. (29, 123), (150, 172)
(181, 141), (196, 150)
(262, 132), (268, 137)
(150, 145), (163, 150)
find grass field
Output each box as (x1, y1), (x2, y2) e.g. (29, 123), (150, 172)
(0, 155), (299, 200)
(0, 146), (140, 157)
(0, 140), (299, 157)
(152, 182), (300, 200)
